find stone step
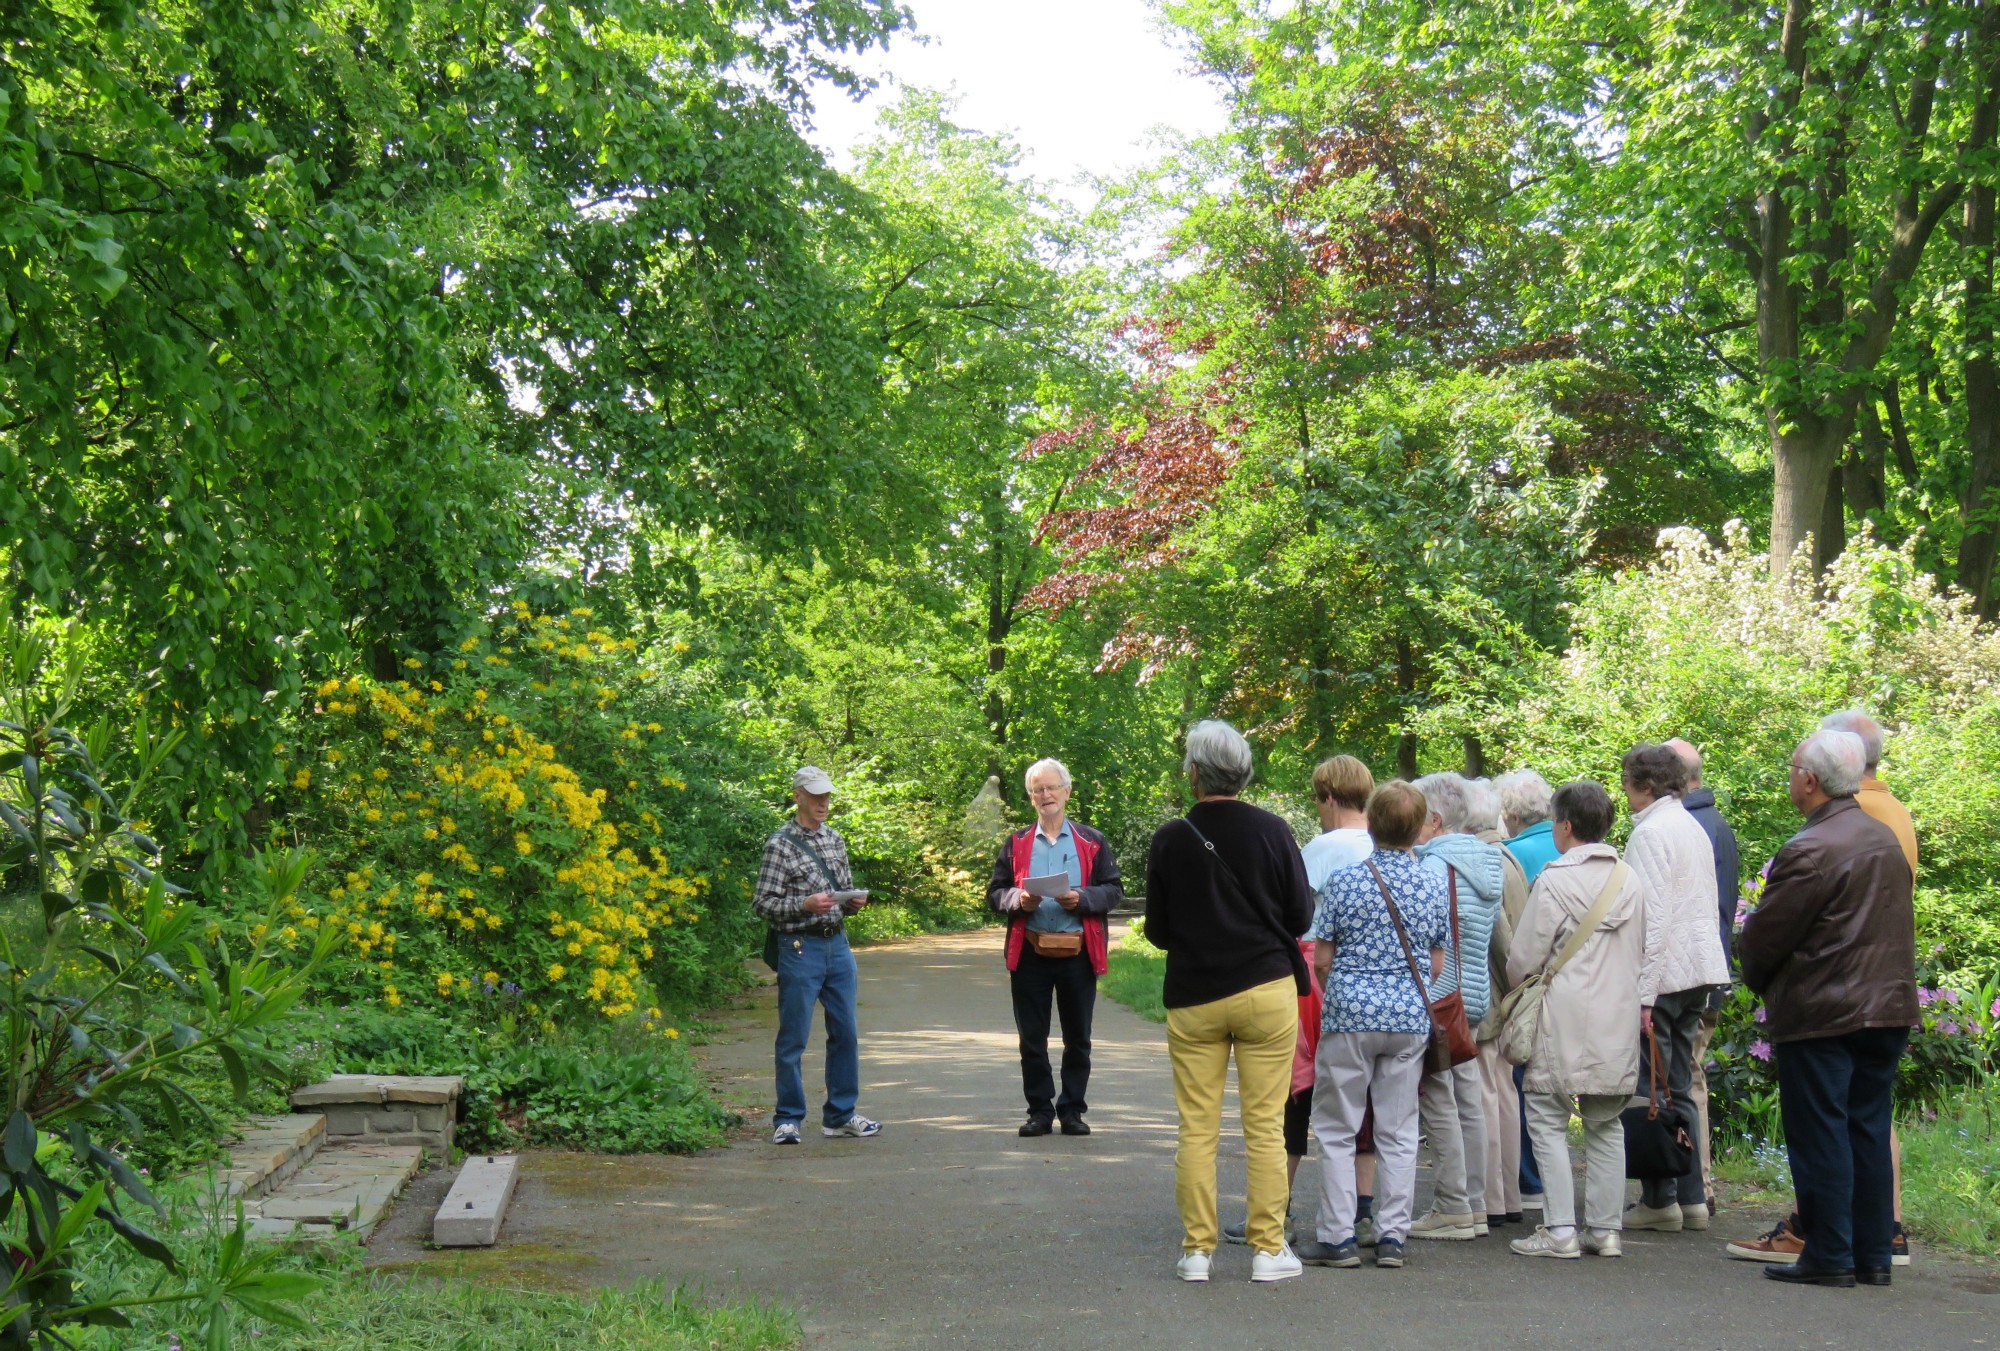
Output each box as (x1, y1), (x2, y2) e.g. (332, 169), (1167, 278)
(432, 1153), (521, 1247)
(291, 1075), (463, 1167)
(243, 1143), (425, 1241)
(215, 1114), (326, 1201)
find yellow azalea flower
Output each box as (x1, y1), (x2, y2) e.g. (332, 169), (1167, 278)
(547, 963), (566, 981)
(292, 768), (311, 790)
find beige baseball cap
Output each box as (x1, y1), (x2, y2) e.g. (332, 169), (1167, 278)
(792, 765), (835, 794)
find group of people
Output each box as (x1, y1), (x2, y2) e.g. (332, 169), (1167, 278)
(751, 709), (1920, 1291)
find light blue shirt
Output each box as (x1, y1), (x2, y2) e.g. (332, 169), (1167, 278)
(1027, 820), (1084, 933)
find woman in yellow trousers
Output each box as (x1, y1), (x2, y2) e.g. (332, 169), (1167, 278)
(1144, 721), (1315, 1285)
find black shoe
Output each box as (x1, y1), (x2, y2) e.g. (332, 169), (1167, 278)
(1374, 1239), (1405, 1268)
(1857, 1266), (1892, 1286)
(1059, 1118), (1090, 1136)
(1496, 1211), (1524, 1225)
(1018, 1117), (1053, 1137)
(1763, 1262), (1856, 1288)
(1295, 1238), (1361, 1268)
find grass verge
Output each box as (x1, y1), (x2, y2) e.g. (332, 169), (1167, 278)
(1711, 1077), (2000, 1259)
(1101, 926), (1165, 1024)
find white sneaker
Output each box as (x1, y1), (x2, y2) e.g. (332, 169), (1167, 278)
(1623, 1201), (1683, 1233)
(1175, 1250), (1212, 1283)
(1473, 1210), (1490, 1237)
(772, 1122), (801, 1145)
(823, 1114), (882, 1138)
(1408, 1210), (1478, 1241)
(1250, 1244), (1302, 1283)
(1681, 1201), (1709, 1231)
(1581, 1229), (1623, 1257)
(1510, 1225), (1581, 1259)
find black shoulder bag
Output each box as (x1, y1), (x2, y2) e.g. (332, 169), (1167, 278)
(1623, 1023), (1697, 1180)
(1179, 818), (1310, 995)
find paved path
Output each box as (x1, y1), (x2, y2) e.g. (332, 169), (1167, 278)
(371, 930), (2000, 1349)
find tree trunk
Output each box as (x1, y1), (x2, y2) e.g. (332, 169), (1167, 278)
(1462, 734), (1485, 779)
(1817, 449), (1847, 571)
(1770, 415), (1848, 574)
(1962, 179), (2000, 617)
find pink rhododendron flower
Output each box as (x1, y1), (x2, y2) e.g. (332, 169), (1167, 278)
(1750, 1039), (1773, 1062)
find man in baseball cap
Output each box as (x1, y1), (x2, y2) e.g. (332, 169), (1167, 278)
(752, 765), (881, 1144)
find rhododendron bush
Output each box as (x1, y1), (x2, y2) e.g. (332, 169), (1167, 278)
(276, 604), (767, 1023)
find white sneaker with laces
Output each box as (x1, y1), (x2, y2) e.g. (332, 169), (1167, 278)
(823, 1114), (882, 1138)
(1509, 1225), (1581, 1259)
(1175, 1250), (1212, 1283)
(1250, 1244), (1302, 1283)
(772, 1122), (801, 1145)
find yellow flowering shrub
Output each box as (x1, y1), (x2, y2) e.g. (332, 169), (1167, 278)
(279, 603), (767, 1020)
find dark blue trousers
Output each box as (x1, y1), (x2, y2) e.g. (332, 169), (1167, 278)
(1774, 1026), (1908, 1272)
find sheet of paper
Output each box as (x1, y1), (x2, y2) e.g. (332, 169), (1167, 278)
(1020, 873), (1073, 899)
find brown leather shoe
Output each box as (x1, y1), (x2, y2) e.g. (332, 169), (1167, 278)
(1726, 1213), (1805, 1263)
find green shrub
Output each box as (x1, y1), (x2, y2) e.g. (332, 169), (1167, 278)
(283, 1003), (730, 1155)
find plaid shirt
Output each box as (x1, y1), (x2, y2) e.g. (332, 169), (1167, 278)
(754, 821), (854, 935)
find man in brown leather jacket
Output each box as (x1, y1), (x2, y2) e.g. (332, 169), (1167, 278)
(1738, 730), (1917, 1289)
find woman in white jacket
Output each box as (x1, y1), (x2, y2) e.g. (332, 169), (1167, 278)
(1507, 780), (1648, 1258)
(1620, 743), (1729, 1232)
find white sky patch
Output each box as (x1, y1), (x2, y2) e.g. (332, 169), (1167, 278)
(804, 0), (1230, 204)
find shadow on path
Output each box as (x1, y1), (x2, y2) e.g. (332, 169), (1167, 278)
(368, 930), (2000, 1350)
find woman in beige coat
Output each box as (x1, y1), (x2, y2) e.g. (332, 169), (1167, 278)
(1506, 780), (1648, 1260)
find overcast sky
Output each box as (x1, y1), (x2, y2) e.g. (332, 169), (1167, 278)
(803, 0), (1231, 200)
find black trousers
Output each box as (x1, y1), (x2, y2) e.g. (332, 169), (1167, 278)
(1012, 947), (1096, 1123)
(1776, 1026), (1908, 1272)
(1639, 987), (1710, 1207)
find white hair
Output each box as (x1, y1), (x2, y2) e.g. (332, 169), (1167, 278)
(1183, 720), (1254, 796)
(1494, 769), (1554, 832)
(1820, 709), (1885, 770)
(1412, 772), (1474, 833)
(1463, 777), (1504, 834)
(1024, 758), (1072, 791)
(1799, 730), (1867, 797)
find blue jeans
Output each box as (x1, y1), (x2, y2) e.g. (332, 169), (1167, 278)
(773, 931), (860, 1129)
(1775, 1026), (1908, 1271)
(1514, 1063), (1544, 1194)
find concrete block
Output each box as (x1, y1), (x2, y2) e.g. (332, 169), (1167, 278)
(432, 1155), (521, 1247)
(292, 1074), (463, 1108)
(368, 1110), (416, 1134)
(323, 1108), (367, 1136)
(413, 1105), (447, 1132)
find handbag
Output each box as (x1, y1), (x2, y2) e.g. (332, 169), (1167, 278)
(1024, 928), (1084, 959)
(1371, 860), (1479, 1073)
(1623, 1023), (1697, 1180)
(1490, 860), (1628, 1067)
(1179, 818), (1311, 996)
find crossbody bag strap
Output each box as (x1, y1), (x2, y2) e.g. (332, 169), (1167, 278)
(1445, 865), (1464, 973)
(1543, 860), (1628, 982)
(1367, 859), (1431, 1002)
(784, 823), (844, 893)
(1184, 817), (1310, 989)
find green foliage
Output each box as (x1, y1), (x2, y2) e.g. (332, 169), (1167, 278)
(69, 1215), (797, 1351)
(0, 624), (326, 1346)
(1100, 926), (1166, 1025)
(1894, 1077), (2000, 1255)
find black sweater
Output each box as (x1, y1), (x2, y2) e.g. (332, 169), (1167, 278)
(1144, 799), (1313, 1009)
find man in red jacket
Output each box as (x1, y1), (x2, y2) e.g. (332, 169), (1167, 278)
(988, 758), (1125, 1137)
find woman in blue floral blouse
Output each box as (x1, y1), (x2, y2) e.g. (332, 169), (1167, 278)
(1297, 780), (1448, 1270)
